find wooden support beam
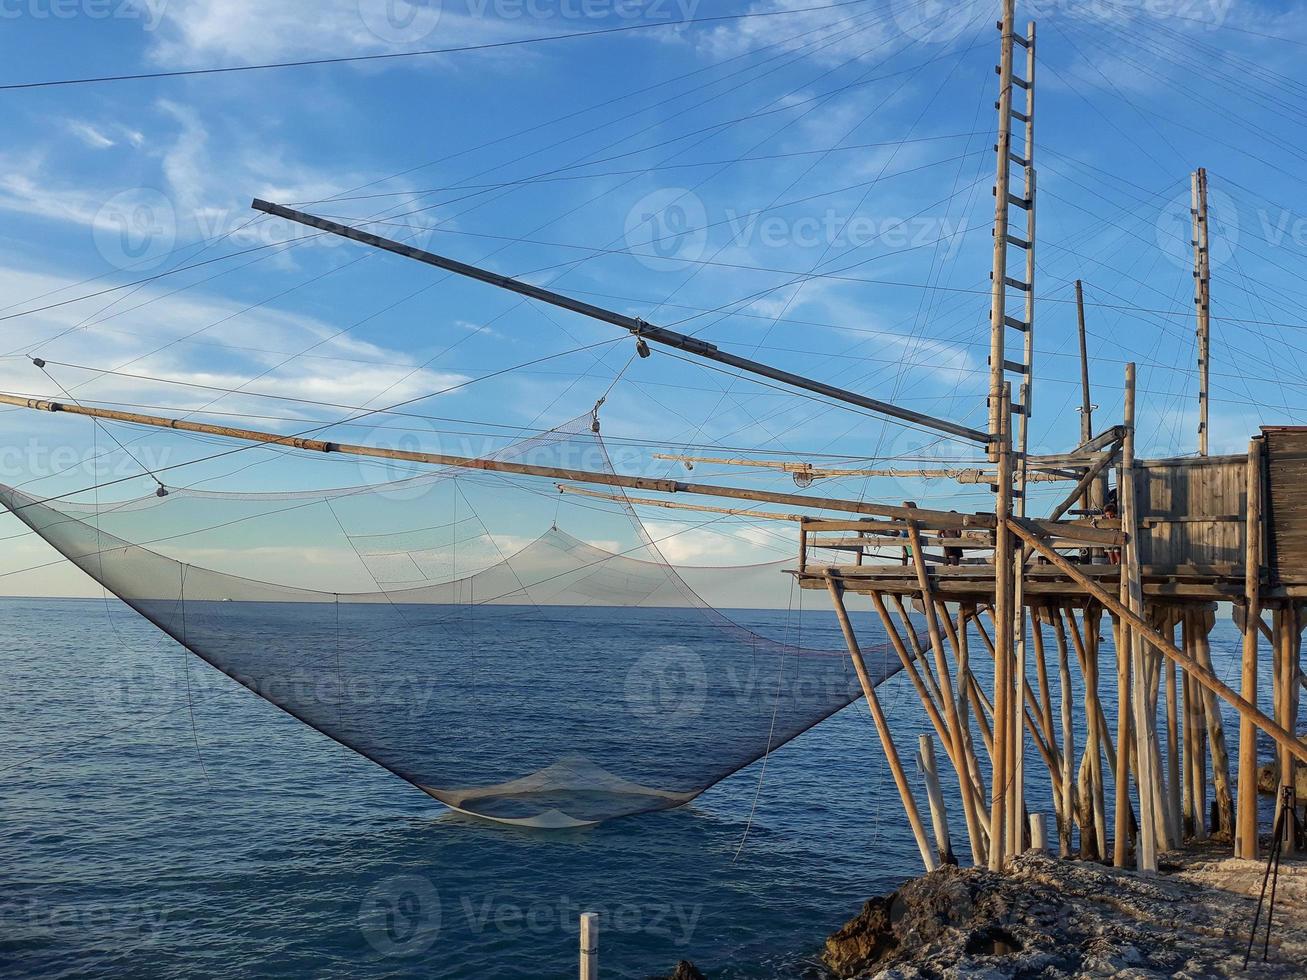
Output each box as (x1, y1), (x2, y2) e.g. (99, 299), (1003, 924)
(1238, 438), (1264, 860)
(1188, 605), (1234, 838)
(1053, 608), (1077, 858)
(1067, 605), (1108, 859)
(251, 199), (992, 446)
(824, 575), (937, 873)
(905, 513), (986, 858)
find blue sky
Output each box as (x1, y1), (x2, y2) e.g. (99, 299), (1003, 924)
(2, 0), (1307, 596)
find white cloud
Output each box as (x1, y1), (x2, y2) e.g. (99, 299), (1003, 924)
(66, 121), (116, 150)
(146, 0), (520, 67)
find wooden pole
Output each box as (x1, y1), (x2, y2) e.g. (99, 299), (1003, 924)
(1053, 608), (1077, 858)
(825, 575), (938, 872)
(1276, 605), (1298, 855)
(917, 735), (956, 866)
(580, 912), (598, 980)
(904, 521), (987, 854)
(1192, 168), (1211, 457)
(1190, 604), (1234, 837)
(1029, 813), (1048, 855)
(1067, 605), (1108, 859)
(1238, 438), (1264, 860)
(988, 0), (1017, 448)
(1165, 627), (1184, 846)
(954, 604), (990, 863)
(1076, 280), (1093, 444)
(989, 383), (1015, 870)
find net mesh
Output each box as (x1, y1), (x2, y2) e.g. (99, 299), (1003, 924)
(1, 418), (900, 826)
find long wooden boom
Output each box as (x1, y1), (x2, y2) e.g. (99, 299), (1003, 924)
(250, 199), (991, 446)
(0, 392), (1121, 544)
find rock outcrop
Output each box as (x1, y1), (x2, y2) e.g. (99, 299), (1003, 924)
(822, 848), (1307, 978)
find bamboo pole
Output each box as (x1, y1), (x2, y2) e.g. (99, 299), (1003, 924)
(1276, 605), (1298, 855)
(866, 591), (955, 770)
(905, 514), (986, 858)
(954, 604), (990, 863)
(1067, 605), (1108, 859)
(1238, 438), (1264, 860)
(1053, 608), (1077, 858)
(1190, 604), (1233, 838)
(917, 735), (956, 867)
(1121, 363), (1159, 872)
(825, 575), (937, 872)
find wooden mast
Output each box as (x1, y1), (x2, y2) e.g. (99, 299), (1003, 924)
(1192, 168), (1211, 457)
(1237, 437), (1264, 859)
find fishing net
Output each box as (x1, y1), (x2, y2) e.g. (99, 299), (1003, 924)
(0, 417), (900, 827)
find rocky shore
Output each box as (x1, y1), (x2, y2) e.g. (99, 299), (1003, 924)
(820, 846), (1307, 978)
(658, 844), (1307, 978)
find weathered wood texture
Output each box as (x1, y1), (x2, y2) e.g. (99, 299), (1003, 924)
(1135, 455), (1246, 569)
(1263, 427), (1307, 586)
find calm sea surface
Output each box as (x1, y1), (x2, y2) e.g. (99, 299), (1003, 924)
(0, 596), (1257, 979)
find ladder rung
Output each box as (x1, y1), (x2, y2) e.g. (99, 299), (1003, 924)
(1004, 315), (1030, 332)
(1011, 108), (1031, 123)
(1008, 193), (1033, 210)
(1010, 153), (1030, 168)
(1003, 359), (1030, 375)
(1004, 276), (1032, 292)
(1013, 76), (1031, 90)
(1012, 403), (1028, 417)
(1006, 234), (1031, 249)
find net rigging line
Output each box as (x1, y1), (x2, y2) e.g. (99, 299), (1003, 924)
(0, 0), (882, 90)
(0, 1), (871, 334)
(10, 14), (885, 467)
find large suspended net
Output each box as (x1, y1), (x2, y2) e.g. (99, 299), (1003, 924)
(1, 417), (900, 827)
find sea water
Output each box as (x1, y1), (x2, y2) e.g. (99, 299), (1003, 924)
(0, 597), (1257, 978)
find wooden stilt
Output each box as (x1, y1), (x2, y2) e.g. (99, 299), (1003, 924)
(1190, 604), (1234, 838)
(1238, 438), (1264, 860)
(917, 735), (955, 866)
(1053, 608), (1077, 858)
(825, 574), (937, 873)
(1067, 606), (1108, 858)
(1275, 605), (1298, 855)
(1121, 364), (1158, 873)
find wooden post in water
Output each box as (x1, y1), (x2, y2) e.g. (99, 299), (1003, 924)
(825, 575), (938, 873)
(1029, 813), (1048, 855)
(1238, 439), (1264, 860)
(917, 735), (955, 867)
(580, 912), (598, 980)
(1190, 604), (1233, 838)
